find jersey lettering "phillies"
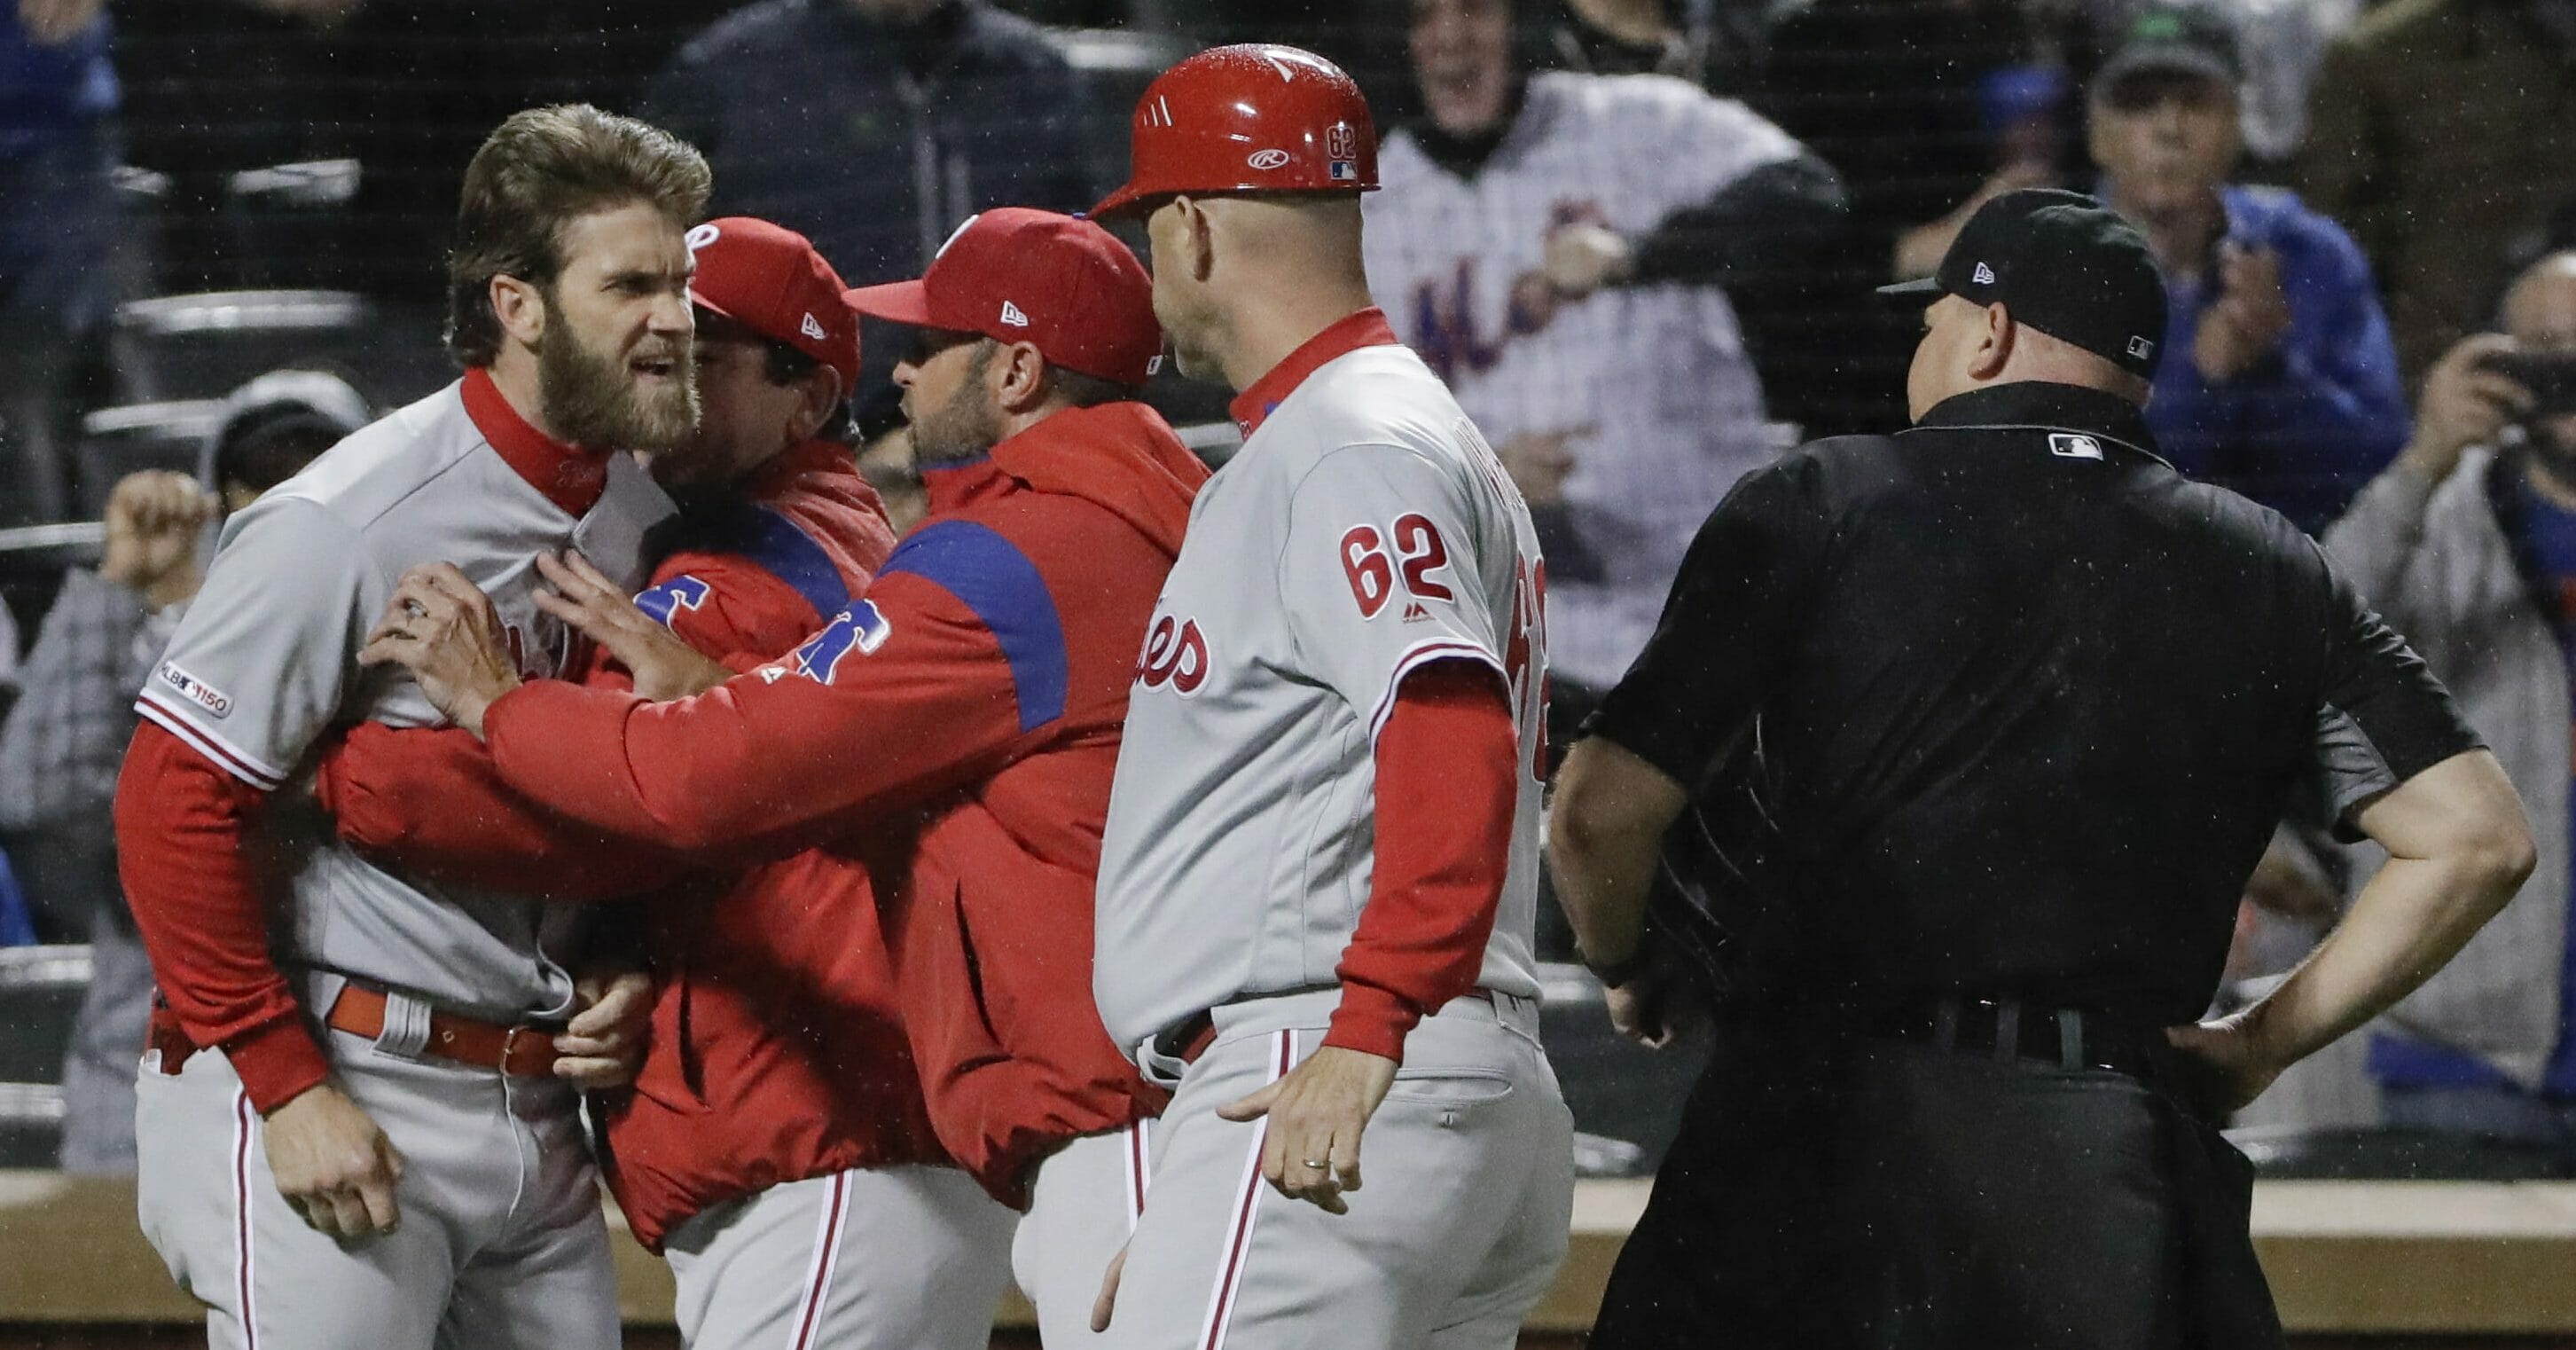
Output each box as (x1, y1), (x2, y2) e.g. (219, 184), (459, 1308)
(1093, 328), (1547, 1056)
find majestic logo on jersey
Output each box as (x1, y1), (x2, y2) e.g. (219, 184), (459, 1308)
(2048, 432), (2104, 461)
(1000, 301), (1031, 327)
(1247, 148), (1292, 171)
(1134, 613), (1210, 695)
(156, 661), (231, 718)
(1410, 199), (1609, 383)
(685, 223), (720, 251)
(790, 600), (893, 684)
(634, 575), (713, 628)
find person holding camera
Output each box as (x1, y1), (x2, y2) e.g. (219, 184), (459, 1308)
(2321, 250), (2576, 1166)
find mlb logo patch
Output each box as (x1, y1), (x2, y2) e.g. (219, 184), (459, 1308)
(2048, 433), (2104, 461)
(1329, 161), (1358, 182)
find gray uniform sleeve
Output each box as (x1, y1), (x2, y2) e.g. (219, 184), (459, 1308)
(134, 497), (385, 789)
(1280, 443), (1507, 738)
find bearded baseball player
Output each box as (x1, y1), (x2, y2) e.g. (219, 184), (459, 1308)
(111, 106), (701, 1349)
(356, 208), (1206, 1348)
(313, 217), (1022, 1350)
(1086, 45), (1575, 1349)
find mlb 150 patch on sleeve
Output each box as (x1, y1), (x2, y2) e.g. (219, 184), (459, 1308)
(156, 661), (233, 718)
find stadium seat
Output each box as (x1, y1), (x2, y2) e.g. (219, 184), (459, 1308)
(111, 289), (450, 410)
(0, 946), (91, 1084)
(69, 401), (225, 518)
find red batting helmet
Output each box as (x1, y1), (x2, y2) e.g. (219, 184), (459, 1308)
(1091, 43), (1380, 219)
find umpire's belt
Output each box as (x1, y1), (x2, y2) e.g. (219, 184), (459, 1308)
(1870, 995), (2158, 1079)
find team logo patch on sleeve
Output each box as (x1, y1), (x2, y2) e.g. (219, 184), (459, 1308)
(634, 575), (712, 628)
(789, 600), (893, 684)
(156, 661), (232, 718)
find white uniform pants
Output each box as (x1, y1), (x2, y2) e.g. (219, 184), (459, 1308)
(1014, 1120), (1156, 1347)
(1099, 993), (1574, 1350)
(662, 1163), (1018, 1350)
(134, 1026), (616, 1350)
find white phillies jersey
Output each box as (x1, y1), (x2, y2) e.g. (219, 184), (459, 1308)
(137, 376), (671, 1023)
(1364, 70), (1802, 689)
(1092, 338), (1547, 1056)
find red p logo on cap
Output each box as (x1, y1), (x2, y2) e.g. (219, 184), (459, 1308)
(686, 217), (862, 390)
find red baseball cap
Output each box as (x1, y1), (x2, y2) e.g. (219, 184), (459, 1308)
(685, 216), (862, 389)
(843, 208), (1163, 388)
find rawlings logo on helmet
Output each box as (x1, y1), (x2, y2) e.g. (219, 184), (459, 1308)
(1247, 148), (1292, 171)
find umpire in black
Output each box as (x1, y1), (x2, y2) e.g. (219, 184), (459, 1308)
(1550, 190), (2535, 1349)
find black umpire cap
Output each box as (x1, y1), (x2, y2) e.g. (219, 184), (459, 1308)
(1880, 189), (2169, 381)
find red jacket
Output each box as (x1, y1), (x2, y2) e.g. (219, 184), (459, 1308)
(318, 441), (940, 1249)
(461, 402), (1205, 1205)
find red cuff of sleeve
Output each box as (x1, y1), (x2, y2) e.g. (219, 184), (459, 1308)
(1323, 981), (1418, 1060)
(223, 1015), (333, 1114)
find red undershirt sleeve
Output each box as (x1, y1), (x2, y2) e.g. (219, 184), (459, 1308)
(1324, 659), (1520, 1061)
(114, 721), (331, 1111)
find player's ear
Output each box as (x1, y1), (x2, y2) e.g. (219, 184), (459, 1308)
(1178, 196), (1217, 284)
(1969, 301), (2015, 381)
(995, 341), (1049, 414)
(492, 274), (546, 351)
(788, 365), (842, 443)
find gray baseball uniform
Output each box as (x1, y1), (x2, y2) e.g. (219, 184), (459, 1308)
(1013, 1119), (1154, 1348)
(130, 373), (670, 1350)
(661, 1163), (1019, 1350)
(1092, 332), (1572, 1349)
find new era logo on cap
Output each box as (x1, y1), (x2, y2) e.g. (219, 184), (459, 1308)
(2128, 334), (2157, 359)
(801, 313), (826, 341)
(1973, 262), (1997, 285)
(1000, 301), (1030, 327)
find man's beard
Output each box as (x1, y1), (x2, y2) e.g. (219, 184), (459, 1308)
(908, 350), (1006, 465)
(536, 306), (698, 451)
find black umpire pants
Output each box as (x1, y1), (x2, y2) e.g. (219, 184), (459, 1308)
(1591, 1028), (2270, 1350)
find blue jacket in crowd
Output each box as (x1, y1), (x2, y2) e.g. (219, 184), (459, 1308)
(0, 8), (114, 161)
(640, 0), (1093, 301)
(2144, 184), (2410, 535)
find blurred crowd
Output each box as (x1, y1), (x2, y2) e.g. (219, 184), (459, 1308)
(7, 0), (2576, 1175)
